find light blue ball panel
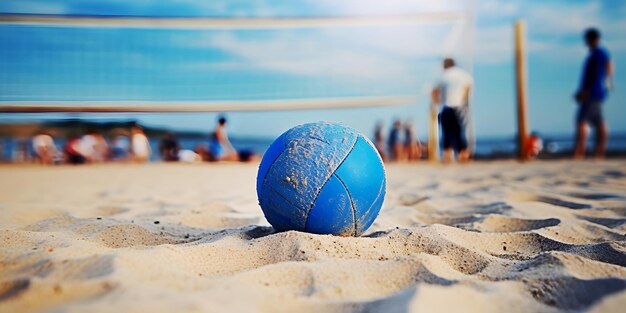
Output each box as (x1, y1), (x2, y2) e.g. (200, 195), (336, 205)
(258, 122), (359, 230)
(334, 136), (386, 235)
(356, 178), (386, 235)
(304, 174), (355, 235)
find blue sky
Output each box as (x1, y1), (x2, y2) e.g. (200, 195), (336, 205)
(0, 0), (625, 139)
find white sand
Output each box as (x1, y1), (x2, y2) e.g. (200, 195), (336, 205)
(0, 161), (625, 313)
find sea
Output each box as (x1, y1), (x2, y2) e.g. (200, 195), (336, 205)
(2, 133), (626, 162)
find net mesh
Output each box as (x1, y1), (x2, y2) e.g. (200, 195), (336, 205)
(0, 13), (474, 110)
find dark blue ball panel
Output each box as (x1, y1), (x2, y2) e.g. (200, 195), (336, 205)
(256, 132), (287, 198)
(261, 185), (305, 232)
(305, 174), (355, 236)
(334, 136), (385, 235)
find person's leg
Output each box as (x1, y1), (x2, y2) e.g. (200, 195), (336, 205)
(43, 147), (53, 165)
(454, 106), (470, 163)
(589, 101), (607, 160)
(392, 144), (402, 162)
(35, 147), (44, 164)
(440, 107), (455, 163)
(443, 148), (454, 163)
(574, 102), (590, 160)
(458, 150), (470, 163)
(594, 122), (608, 159)
(399, 144), (407, 162)
(574, 122), (587, 159)
(449, 107), (465, 162)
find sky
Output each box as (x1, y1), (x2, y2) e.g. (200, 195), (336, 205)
(0, 0), (625, 139)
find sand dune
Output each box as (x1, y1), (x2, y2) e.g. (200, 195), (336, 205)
(0, 161), (625, 313)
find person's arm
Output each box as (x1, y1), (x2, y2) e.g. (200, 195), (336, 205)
(463, 86), (471, 107)
(431, 88), (440, 105)
(607, 60), (614, 91)
(223, 132), (236, 154)
(577, 56), (596, 102)
(217, 128), (236, 154)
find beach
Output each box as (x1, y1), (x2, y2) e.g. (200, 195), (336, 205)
(1, 161), (625, 313)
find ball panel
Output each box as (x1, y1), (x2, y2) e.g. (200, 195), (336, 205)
(256, 132), (287, 198)
(355, 178), (386, 235)
(304, 174), (355, 236)
(334, 136), (386, 235)
(261, 185), (305, 232)
(260, 123), (359, 231)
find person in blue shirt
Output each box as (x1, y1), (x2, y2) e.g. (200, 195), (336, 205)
(574, 28), (613, 159)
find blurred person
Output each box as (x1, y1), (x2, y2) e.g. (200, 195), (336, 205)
(373, 121), (387, 161)
(178, 149), (201, 163)
(210, 115), (238, 161)
(388, 119), (406, 162)
(94, 132), (110, 162)
(432, 58), (473, 163)
(194, 143), (213, 162)
(32, 131), (56, 165)
(111, 134), (131, 161)
(404, 120), (422, 161)
(573, 28), (613, 160)
(238, 149), (260, 162)
(79, 130), (98, 163)
(526, 132), (543, 159)
(158, 132), (180, 162)
(64, 135), (85, 165)
(131, 126), (151, 163)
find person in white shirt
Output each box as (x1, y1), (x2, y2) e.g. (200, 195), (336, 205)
(32, 132), (56, 165)
(131, 126), (151, 163)
(431, 58), (473, 163)
(79, 131), (98, 163)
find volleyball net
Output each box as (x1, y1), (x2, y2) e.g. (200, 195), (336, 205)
(0, 10), (474, 113)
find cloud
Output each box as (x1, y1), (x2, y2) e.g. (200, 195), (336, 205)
(206, 31), (413, 82)
(309, 0), (472, 16)
(173, 19), (475, 95)
(474, 1), (626, 64)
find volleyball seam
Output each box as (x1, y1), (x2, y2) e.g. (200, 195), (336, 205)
(357, 175), (385, 233)
(303, 136), (358, 228)
(332, 173), (357, 236)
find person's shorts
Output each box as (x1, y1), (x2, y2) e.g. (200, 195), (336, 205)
(439, 106), (468, 151)
(577, 101), (604, 128)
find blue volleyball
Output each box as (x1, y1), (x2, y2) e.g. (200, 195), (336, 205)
(256, 122), (386, 236)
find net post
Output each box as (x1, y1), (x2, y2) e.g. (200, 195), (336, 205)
(514, 20), (529, 161)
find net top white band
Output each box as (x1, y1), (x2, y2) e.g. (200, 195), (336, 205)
(0, 96), (416, 113)
(0, 13), (468, 29)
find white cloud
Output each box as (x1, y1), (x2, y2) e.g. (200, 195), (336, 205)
(311, 0), (472, 15)
(206, 32), (414, 82)
(173, 17), (474, 87)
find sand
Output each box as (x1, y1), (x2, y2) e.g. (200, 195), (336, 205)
(0, 161), (625, 313)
